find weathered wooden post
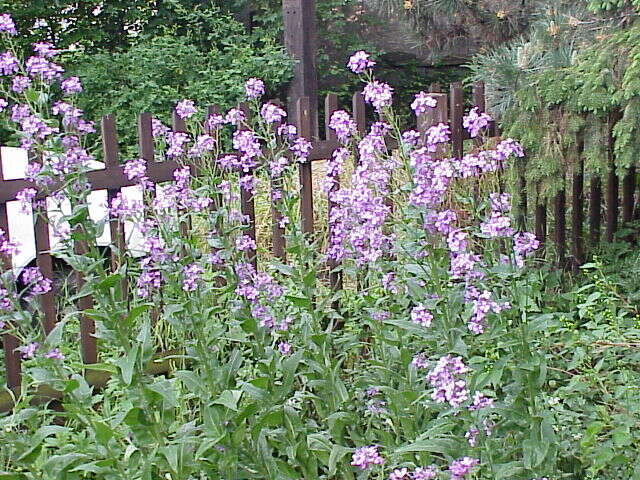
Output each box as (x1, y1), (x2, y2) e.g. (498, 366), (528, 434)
(283, 0), (318, 138)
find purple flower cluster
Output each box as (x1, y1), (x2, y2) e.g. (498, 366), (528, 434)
(363, 80), (393, 112)
(411, 92), (437, 115)
(328, 110), (356, 143)
(410, 304), (433, 327)
(426, 355), (469, 407)
(44, 348), (64, 360)
(465, 286), (510, 334)
(327, 125), (393, 264)
(469, 391), (494, 411)
(245, 78), (265, 99)
(176, 99), (197, 119)
(0, 51), (18, 75)
(166, 131), (190, 158)
(61, 76), (82, 94)
(463, 107), (491, 138)
(260, 103), (286, 124)
(21, 266), (52, 296)
(347, 51), (375, 74)
(448, 457), (479, 480)
(11, 75), (30, 93)
(16, 187), (36, 213)
(182, 263), (203, 292)
(188, 134), (216, 158)
(513, 232), (540, 267)
(232, 130), (261, 169)
(19, 342), (39, 359)
(480, 211), (514, 238)
(350, 445), (384, 470)
(290, 137), (312, 162)
(26, 55), (64, 83)
(0, 14), (16, 35)
(124, 158), (149, 186)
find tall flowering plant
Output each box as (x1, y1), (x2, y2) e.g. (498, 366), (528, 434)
(0, 20), (556, 480)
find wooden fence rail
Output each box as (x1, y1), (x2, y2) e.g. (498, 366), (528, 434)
(0, 81), (636, 405)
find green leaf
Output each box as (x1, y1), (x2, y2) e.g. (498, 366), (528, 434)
(116, 344), (139, 386)
(213, 390), (243, 411)
(394, 438), (459, 456)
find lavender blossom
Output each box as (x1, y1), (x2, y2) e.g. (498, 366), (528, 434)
(463, 107), (491, 138)
(412, 467), (438, 480)
(245, 78), (265, 99)
(411, 91), (437, 115)
(21, 266), (52, 295)
(411, 304), (433, 327)
(0, 52), (18, 75)
(16, 187), (36, 213)
(277, 341), (291, 355)
(45, 348), (64, 360)
(61, 76), (82, 94)
(0, 14), (17, 35)
(448, 457), (479, 480)
(19, 342), (39, 359)
(260, 103), (286, 124)
(176, 99), (197, 119)
(182, 263), (203, 292)
(426, 355), (469, 408)
(33, 42), (56, 57)
(11, 75), (30, 93)
(363, 80), (393, 111)
(328, 110), (356, 143)
(347, 50), (375, 74)
(389, 468), (410, 480)
(350, 445), (384, 470)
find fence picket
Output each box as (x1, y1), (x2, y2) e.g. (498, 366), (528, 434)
(296, 97), (314, 236)
(449, 82), (464, 159)
(0, 150), (20, 389)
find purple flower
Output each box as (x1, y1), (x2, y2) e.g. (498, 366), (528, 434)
(176, 99), (197, 119)
(61, 76), (82, 94)
(33, 42), (56, 57)
(513, 232), (539, 266)
(480, 211), (513, 238)
(290, 137), (312, 162)
(182, 263), (203, 292)
(426, 355), (469, 407)
(465, 427), (479, 446)
(236, 234), (256, 252)
(11, 76), (31, 93)
(351, 445), (384, 470)
(206, 114), (224, 131)
(329, 110), (356, 143)
(260, 103), (286, 124)
(0, 98), (7, 111)
(411, 91), (437, 115)
(16, 187), (36, 213)
(0, 52), (18, 75)
(401, 129), (421, 147)
(45, 348), (64, 360)
(152, 118), (169, 139)
(166, 131), (190, 158)
(412, 467), (438, 480)
(225, 108), (245, 126)
(21, 266), (52, 295)
(489, 192), (511, 213)
(245, 77), (265, 99)
(426, 123), (450, 150)
(411, 353), (429, 369)
(411, 304), (433, 327)
(390, 468), (410, 480)
(277, 341), (291, 355)
(124, 158), (147, 182)
(25, 56), (64, 82)
(0, 14), (17, 35)
(363, 80), (393, 111)
(277, 123), (297, 138)
(447, 230), (468, 253)
(347, 51), (375, 74)
(188, 134), (216, 157)
(19, 342), (39, 359)
(463, 107), (491, 138)
(448, 457), (479, 480)
(469, 391), (494, 411)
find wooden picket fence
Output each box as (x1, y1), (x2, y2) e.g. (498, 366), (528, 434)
(0, 81), (635, 408)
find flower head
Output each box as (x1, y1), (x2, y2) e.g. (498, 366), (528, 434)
(351, 445), (384, 470)
(347, 51), (375, 74)
(245, 78), (265, 99)
(176, 99), (197, 119)
(0, 14), (17, 35)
